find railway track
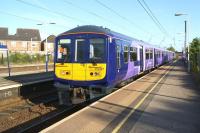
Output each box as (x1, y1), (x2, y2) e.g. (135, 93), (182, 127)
(11, 96), (104, 133)
(0, 89), (58, 132)
(0, 79), (57, 133)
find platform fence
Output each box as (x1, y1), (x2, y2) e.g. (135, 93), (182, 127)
(0, 51), (54, 77)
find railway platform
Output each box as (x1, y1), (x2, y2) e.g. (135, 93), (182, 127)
(0, 72), (53, 100)
(42, 60), (200, 133)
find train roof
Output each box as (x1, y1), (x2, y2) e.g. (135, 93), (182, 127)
(59, 25), (173, 53)
(60, 25), (137, 41)
(61, 25), (111, 35)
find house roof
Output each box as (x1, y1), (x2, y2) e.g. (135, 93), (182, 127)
(42, 35), (56, 43)
(0, 27), (41, 41)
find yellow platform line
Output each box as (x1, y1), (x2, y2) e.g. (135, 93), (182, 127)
(112, 65), (173, 133)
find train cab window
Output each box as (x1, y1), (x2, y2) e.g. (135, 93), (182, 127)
(130, 47), (137, 61)
(75, 39), (85, 62)
(89, 38), (105, 63)
(57, 39), (71, 63)
(124, 46), (129, 63)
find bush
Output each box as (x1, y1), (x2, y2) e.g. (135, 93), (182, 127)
(190, 38), (200, 73)
(0, 58), (6, 65)
(8, 52), (53, 64)
(32, 53), (45, 63)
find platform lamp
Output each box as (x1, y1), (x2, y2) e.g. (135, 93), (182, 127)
(37, 22), (56, 72)
(174, 13), (190, 72)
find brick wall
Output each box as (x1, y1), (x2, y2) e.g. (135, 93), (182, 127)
(0, 40), (41, 52)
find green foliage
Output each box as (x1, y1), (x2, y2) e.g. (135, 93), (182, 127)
(10, 53), (31, 64)
(0, 57), (6, 65)
(190, 37), (200, 73)
(8, 52), (53, 65)
(31, 53), (45, 63)
(167, 46), (176, 52)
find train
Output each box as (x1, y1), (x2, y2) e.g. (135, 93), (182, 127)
(54, 25), (175, 105)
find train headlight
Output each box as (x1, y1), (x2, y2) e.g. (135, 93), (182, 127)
(90, 72), (100, 76)
(61, 71), (65, 75)
(61, 70), (70, 75)
(94, 72), (99, 76)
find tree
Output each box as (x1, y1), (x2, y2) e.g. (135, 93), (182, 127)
(167, 46), (176, 52)
(190, 37), (200, 72)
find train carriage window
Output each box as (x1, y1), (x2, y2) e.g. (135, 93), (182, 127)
(89, 38), (105, 63)
(146, 49), (150, 59)
(130, 47), (137, 61)
(150, 49), (153, 59)
(124, 46), (129, 63)
(57, 39), (71, 63)
(155, 51), (158, 58)
(75, 39), (85, 62)
(157, 51), (160, 58)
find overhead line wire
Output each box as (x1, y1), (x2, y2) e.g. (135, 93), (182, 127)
(140, 0), (169, 36)
(137, 0), (166, 35)
(0, 10), (44, 23)
(16, 0), (86, 23)
(62, 0), (141, 38)
(0, 10), (71, 29)
(16, 0), (136, 37)
(63, 0), (111, 23)
(95, 0), (153, 36)
(139, 0), (174, 47)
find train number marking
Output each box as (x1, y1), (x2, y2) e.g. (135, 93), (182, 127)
(4, 91), (12, 97)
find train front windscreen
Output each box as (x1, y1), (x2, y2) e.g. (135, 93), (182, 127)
(56, 38), (106, 63)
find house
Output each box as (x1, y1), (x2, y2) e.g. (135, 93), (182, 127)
(0, 27), (41, 53)
(41, 35), (56, 54)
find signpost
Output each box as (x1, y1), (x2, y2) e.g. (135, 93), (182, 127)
(0, 44), (10, 77)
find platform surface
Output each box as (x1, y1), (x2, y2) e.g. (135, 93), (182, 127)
(42, 61), (200, 133)
(0, 72), (53, 90)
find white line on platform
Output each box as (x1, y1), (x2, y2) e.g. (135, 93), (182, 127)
(0, 78), (53, 91)
(0, 84), (21, 90)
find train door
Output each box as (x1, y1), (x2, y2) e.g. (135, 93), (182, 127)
(73, 39), (87, 81)
(154, 49), (157, 67)
(115, 40), (123, 81)
(139, 46), (143, 72)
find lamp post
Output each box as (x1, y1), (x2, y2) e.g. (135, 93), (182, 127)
(174, 13), (190, 72)
(37, 22), (56, 72)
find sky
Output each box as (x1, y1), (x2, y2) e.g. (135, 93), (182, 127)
(0, 0), (200, 52)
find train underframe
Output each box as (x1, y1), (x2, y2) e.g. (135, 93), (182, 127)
(55, 82), (113, 106)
